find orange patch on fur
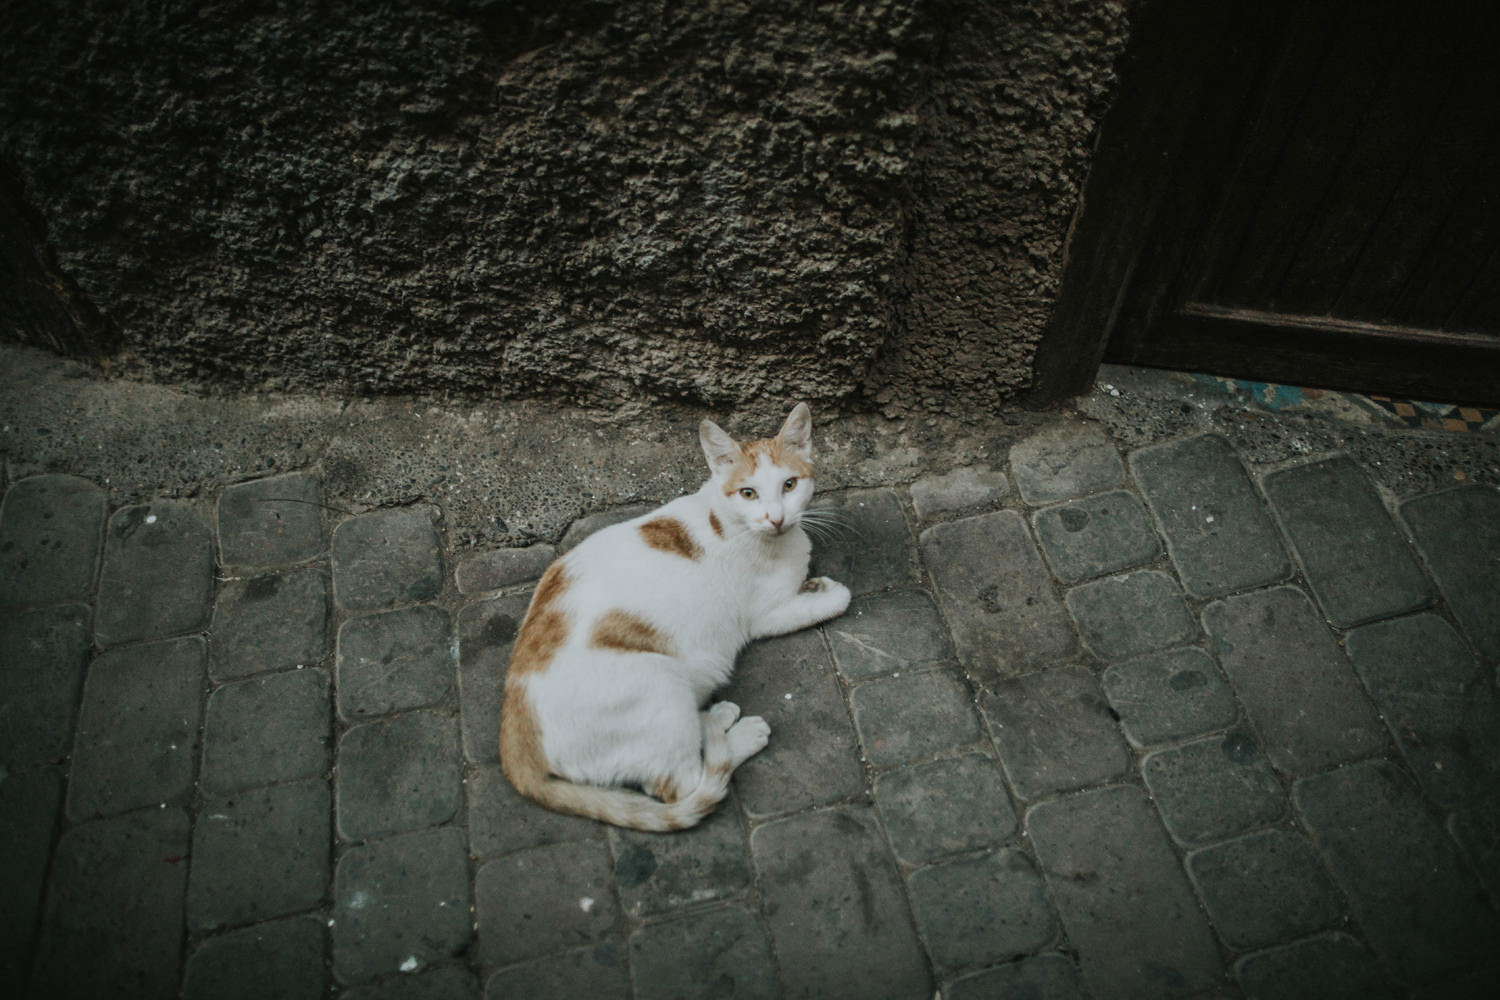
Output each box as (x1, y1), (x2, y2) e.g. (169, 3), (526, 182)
(589, 610), (676, 656)
(639, 517), (702, 560)
(646, 774), (683, 804)
(708, 510), (724, 538)
(499, 687), (550, 794)
(508, 562), (571, 678)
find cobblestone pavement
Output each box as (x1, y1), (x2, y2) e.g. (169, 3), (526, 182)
(3, 402), (1499, 999)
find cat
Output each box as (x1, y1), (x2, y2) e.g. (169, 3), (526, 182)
(499, 402), (851, 831)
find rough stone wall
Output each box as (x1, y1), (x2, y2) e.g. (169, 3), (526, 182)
(0, 0), (1127, 412)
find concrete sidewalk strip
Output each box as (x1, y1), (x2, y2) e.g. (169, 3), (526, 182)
(1401, 484), (1500, 658)
(0, 474), (107, 608)
(1009, 421), (1124, 504)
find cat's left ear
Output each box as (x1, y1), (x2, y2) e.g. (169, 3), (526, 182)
(777, 402), (813, 460)
(700, 419), (743, 476)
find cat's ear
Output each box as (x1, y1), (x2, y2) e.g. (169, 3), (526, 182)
(776, 402), (813, 460)
(699, 419), (742, 476)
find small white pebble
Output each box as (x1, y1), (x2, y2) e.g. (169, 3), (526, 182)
(579, 897), (596, 913)
(783, 693), (793, 700)
(399, 956), (420, 973)
(145, 514), (158, 524)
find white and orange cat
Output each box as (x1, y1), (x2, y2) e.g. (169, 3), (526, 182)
(500, 403), (850, 831)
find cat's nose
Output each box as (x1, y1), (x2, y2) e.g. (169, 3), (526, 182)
(768, 514), (784, 530)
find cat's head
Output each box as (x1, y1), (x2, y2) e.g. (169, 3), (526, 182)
(699, 403), (816, 538)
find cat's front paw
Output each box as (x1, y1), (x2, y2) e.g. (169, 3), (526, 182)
(806, 576), (851, 619)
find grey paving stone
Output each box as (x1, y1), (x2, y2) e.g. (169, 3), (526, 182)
(629, 903), (777, 1000)
(346, 964), (479, 1000)
(1130, 435), (1290, 598)
(201, 666), (331, 794)
(0, 603), (89, 768)
(1010, 421), (1125, 504)
(456, 542), (556, 593)
(1234, 933), (1400, 1000)
(1026, 785), (1222, 998)
(721, 629), (864, 819)
(217, 471), (324, 568)
(0, 765), (62, 994)
(30, 807), (190, 1000)
(981, 666), (1130, 801)
(921, 511), (1076, 686)
(1066, 570), (1197, 662)
(946, 953), (1087, 1000)
(0, 474), (106, 607)
(1203, 586), (1387, 776)
(67, 636), (205, 820)
(1449, 797), (1500, 904)
(1294, 761), (1500, 984)
(807, 487), (919, 596)
(1187, 829), (1342, 951)
(1402, 485), (1500, 658)
(94, 499), (214, 645)
(331, 827), (472, 984)
(874, 752), (1018, 866)
(826, 587), (954, 682)
(337, 709), (462, 842)
(851, 667), (982, 770)
(1101, 645), (1239, 748)
(558, 504), (653, 552)
(1264, 456), (1433, 627)
(476, 839), (622, 968)
(187, 779), (331, 931)
(457, 592), (531, 764)
(1142, 731), (1286, 847)
(210, 565), (329, 681)
(1033, 489), (1161, 584)
(181, 915), (325, 1000)
(1345, 613), (1500, 807)
(907, 850), (1057, 973)
(332, 505), (444, 611)
(467, 762), (601, 858)
(909, 464), (1009, 521)
(336, 604), (454, 721)
(752, 805), (932, 1000)
(611, 791), (750, 917)
(485, 943), (630, 1000)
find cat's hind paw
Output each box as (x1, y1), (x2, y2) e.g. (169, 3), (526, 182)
(707, 701), (741, 731)
(727, 715), (771, 766)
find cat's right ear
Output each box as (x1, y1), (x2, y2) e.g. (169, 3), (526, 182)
(699, 419), (742, 476)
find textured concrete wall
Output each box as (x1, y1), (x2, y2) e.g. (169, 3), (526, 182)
(0, 0), (1127, 412)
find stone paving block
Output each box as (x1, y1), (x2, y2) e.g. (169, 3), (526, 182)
(1264, 456), (1433, 627)
(946, 953), (1088, 1000)
(456, 542), (556, 593)
(30, 807), (190, 999)
(1234, 932), (1400, 1000)
(1130, 435), (1290, 598)
(807, 487), (919, 595)
(336, 604), (454, 720)
(67, 636), (205, 820)
(909, 464), (1009, 521)
(0, 765), (62, 994)
(95, 499), (214, 645)
(187, 779), (330, 931)
(907, 850), (1057, 973)
(1026, 784), (1222, 998)
(1345, 613), (1500, 807)
(921, 511), (1076, 685)
(0, 474), (106, 607)
(0, 603), (89, 768)
(1294, 761), (1500, 984)
(217, 471), (324, 568)
(1010, 421), (1124, 504)
(332, 827), (472, 984)
(332, 505), (444, 611)
(467, 762), (601, 858)
(874, 752), (1018, 866)
(611, 791), (750, 917)
(210, 565), (329, 681)
(559, 505), (654, 552)
(1402, 485), (1500, 658)
(1033, 489), (1161, 584)
(485, 943), (630, 1000)
(1066, 569), (1197, 662)
(1142, 731), (1286, 847)
(721, 629), (864, 819)
(457, 592), (531, 764)
(201, 666), (331, 793)
(752, 805), (932, 1000)
(1448, 797), (1500, 904)
(337, 709), (462, 842)
(1101, 645), (1239, 748)
(1186, 829), (1342, 951)
(629, 903), (777, 1000)
(1203, 586), (1386, 775)
(981, 666), (1130, 801)
(850, 667), (981, 770)
(346, 964), (479, 1000)
(476, 839), (622, 968)
(181, 914), (325, 1000)
(826, 587), (954, 682)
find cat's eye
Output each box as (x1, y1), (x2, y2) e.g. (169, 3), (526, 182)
(782, 477), (798, 493)
(739, 487), (757, 500)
